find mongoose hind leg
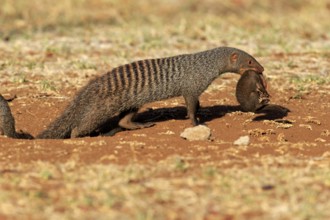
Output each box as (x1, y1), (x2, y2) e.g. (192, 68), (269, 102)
(103, 127), (124, 136)
(118, 109), (155, 130)
(71, 122), (103, 138)
(70, 111), (110, 138)
(184, 96), (200, 126)
(103, 109), (154, 136)
(70, 127), (80, 138)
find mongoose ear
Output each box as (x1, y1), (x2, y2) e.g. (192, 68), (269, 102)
(230, 53), (238, 64)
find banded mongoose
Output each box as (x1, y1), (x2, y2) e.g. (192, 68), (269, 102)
(235, 70), (270, 112)
(0, 95), (33, 139)
(0, 47), (264, 139)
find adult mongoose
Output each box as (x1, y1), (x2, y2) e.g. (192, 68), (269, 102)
(0, 95), (33, 139)
(235, 70), (270, 112)
(0, 47), (264, 139)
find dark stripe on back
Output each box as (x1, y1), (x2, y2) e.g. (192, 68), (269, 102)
(165, 58), (171, 93)
(125, 64), (131, 90)
(118, 65), (125, 89)
(136, 61), (146, 93)
(126, 63), (135, 96)
(145, 59), (153, 90)
(151, 59), (160, 86)
(131, 61), (140, 95)
(141, 60), (149, 93)
(107, 72), (114, 93)
(170, 57), (176, 77)
(159, 59), (166, 95)
(111, 68), (119, 91)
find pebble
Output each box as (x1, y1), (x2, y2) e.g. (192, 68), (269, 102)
(233, 135), (250, 146)
(180, 125), (211, 141)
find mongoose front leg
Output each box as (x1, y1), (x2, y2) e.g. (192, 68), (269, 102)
(196, 100), (201, 112)
(184, 96), (199, 126)
(118, 109), (155, 130)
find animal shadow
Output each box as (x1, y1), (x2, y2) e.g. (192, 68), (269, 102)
(96, 105), (241, 136)
(253, 104), (290, 121)
(135, 105), (242, 124)
(134, 104), (290, 124)
(97, 104), (290, 136)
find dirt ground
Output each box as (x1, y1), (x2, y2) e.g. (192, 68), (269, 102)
(1, 63), (329, 219)
(0, 74), (329, 165)
(0, 1), (330, 219)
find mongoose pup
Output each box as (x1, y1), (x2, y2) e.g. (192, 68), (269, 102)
(0, 47), (264, 139)
(236, 70), (270, 112)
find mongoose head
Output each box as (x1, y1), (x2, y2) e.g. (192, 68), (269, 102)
(229, 49), (264, 74)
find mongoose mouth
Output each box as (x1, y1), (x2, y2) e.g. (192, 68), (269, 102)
(239, 68), (263, 75)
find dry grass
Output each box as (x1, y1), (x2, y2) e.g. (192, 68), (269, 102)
(0, 0), (330, 219)
(1, 155), (329, 220)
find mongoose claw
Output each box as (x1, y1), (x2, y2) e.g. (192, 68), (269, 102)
(103, 127), (124, 136)
(134, 122), (155, 129)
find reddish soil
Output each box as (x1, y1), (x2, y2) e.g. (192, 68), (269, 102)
(0, 76), (329, 166)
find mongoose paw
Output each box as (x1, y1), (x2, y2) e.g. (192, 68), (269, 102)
(103, 127), (124, 136)
(191, 118), (200, 126)
(104, 122), (155, 136)
(119, 119), (155, 130)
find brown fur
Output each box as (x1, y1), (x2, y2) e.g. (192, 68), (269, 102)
(236, 70), (270, 112)
(0, 95), (33, 139)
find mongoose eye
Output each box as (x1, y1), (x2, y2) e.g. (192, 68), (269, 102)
(248, 60), (252, 65)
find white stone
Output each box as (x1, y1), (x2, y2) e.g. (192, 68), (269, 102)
(180, 125), (211, 141)
(233, 135), (250, 146)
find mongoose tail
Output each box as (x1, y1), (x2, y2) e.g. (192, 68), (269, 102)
(2, 47), (264, 139)
(0, 95), (33, 139)
(235, 70), (270, 112)
(36, 90), (86, 139)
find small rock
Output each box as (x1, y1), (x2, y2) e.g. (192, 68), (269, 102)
(234, 135), (250, 146)
(321, 129), (330, 137)
(277, 133), (287, 142)
(315, 138), (326, 143)
(180, 125), (211, 141)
